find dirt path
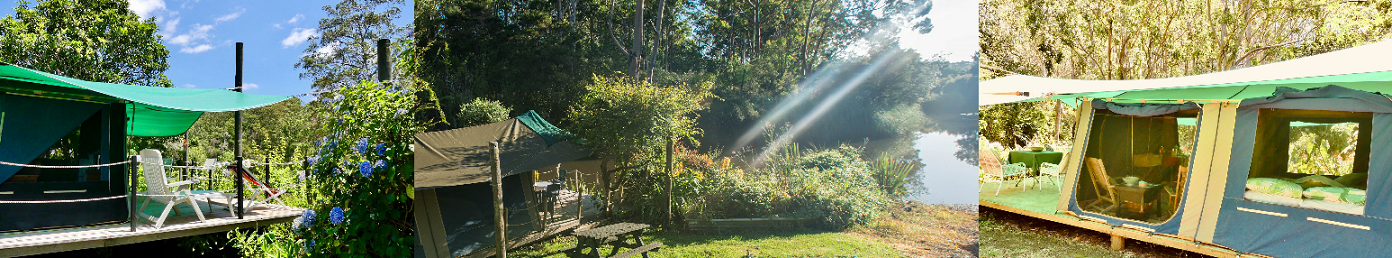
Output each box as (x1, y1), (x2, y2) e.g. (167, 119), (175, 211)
(851, 202), (979, 257)
(979, 207), (1212, 258)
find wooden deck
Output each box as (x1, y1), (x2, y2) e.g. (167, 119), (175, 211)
(979, 180), (1262, 258)
(0, 197), (302, 257)
(463, 190), (602, 258)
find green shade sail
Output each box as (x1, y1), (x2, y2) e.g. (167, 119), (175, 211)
(0, 62), (291, 136)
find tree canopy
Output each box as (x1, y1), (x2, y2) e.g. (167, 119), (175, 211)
(0, 0), (171, 87)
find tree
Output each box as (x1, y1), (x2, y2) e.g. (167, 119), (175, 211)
(455, 98), (512, 127)
(297, 0), (411, 91)
(0, 0), (171, 87)
(566, 75), (713, 215)
(979, 0), (1392, 80)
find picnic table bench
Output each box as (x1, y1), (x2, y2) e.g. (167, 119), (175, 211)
(562, 223), (662, 258)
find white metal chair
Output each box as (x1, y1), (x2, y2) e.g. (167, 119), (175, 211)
(1039, 151), (1070, 191)
(980, 149), (1029, 196)
(137, 149), (221, 228)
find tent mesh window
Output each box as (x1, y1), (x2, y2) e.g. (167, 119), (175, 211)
(1244, 109), (1370, 214)
(1077, 108), (1199, 223)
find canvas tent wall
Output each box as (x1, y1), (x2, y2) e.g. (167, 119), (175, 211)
(0, 62), (291, 232)
(413, 110), (590, 258)
(1052, 85), (1392, 258)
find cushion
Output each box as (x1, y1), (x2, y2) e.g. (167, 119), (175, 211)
(1247, 178), (1303, 199)
(1300, 199), (1365, 215)
(1245, 191), (1303, 207)
(1335, 173), (1368, 189)
(1287, 175), (1343, 189)
(1302, 187), (1366, 206)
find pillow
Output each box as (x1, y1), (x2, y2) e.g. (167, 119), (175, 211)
(1341, 188), (1367, 206)
(1287, 175), (1343, 189)
(1247, 178), (1303, 199)
(1302, 187), (1367, 206)
(1335, 173), (1368, 189)
(1303, 187), (1347, 201)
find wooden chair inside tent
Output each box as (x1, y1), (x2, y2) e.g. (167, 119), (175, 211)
(1084, 157), (1119, 213)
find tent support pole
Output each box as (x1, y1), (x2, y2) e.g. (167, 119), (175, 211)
(234, 42), (245, 219)
(129, 155), (137, 232)
(491, 141), (507, 258)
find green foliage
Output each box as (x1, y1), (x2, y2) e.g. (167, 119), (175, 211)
(294, 80), (418, 257)
(678, 145), (890, 230)
(978, 101), (1074, 149)
(0, 0), (171, 88)
(1288, 123), (1359, 176)
(869, 155), (918, 199)
(568, 75), (712, 167)
(297, 0), (411, 91)
(455, 98), (512, 127)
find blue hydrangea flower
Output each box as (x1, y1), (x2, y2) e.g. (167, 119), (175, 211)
(355, 137), (371, 155)
(329, 207), (345, 225)
(376, 143), (387, 156)
(395, 108), (408, 116)
(332, 167), (342, 175)
(300, 209), (317, 227)
(359, 161), (374, 177)
(302, 240), (315, 254)
(375, 160), (387, 171)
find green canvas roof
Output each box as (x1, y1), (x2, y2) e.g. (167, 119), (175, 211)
(0, 62), (291, 136)
(414, 110), (590, 189)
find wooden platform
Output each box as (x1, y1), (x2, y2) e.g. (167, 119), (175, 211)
(0, 197), (302, 257)
(463, 190), (602, 258)
(979, 180), (1262, 258)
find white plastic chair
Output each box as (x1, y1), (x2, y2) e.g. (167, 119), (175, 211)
(137, 150), (221, 228)
(980, 149), (1029, 196)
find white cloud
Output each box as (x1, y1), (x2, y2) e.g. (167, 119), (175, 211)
(243, 83), (260, 90)
(310, 44), (340, 58)
(281, 28), (318, 48)
(215, 8), (245, 23)
(287, 14), (304, 24)
(180, 44), (214, 54)
(160, 17), (181, 37)
(127, 0), (166, 19)
(181, 84), (197, 88)
(168, 24), (213, 46)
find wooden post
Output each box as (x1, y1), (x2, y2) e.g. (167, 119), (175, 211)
(1110, 234), (1125, 251)
(129, 155), (138, 232)
(490, 142), (507, 258)
(665, 135), (675, 225)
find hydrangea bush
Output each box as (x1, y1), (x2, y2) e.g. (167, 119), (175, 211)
(295, 80), (419, 256)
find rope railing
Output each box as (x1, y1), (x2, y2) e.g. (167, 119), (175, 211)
(0, 159), (134, 169)
(0, 195), (127, 204)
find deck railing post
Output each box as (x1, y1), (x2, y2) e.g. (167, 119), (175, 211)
(129, 155), (138, 232)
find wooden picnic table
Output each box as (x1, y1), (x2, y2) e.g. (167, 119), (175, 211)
(564, 223), (662, 258)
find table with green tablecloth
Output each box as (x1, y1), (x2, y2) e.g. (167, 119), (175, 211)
(1008, 151), (1064, 172)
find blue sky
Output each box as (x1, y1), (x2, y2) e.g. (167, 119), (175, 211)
(0, 0), (412, 98)
(898, 0), (978, 62)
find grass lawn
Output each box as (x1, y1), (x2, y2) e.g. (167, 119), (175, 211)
(510, 203), (978, 258)
(979, 208), (1204, 258)
(509, 230), (903, 257)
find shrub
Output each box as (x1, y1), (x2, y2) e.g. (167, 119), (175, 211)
(294, 80), (419, 256)
(455, 98), (511, 127)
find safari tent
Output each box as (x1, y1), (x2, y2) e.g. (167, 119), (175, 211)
(413, 110), (591, 258)
(0, 61), (291, 232)
(979, 41), (1392, 258)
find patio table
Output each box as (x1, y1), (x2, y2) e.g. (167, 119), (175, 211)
(564, 222), (662, 258)
(1008, 150), (1064, 172)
